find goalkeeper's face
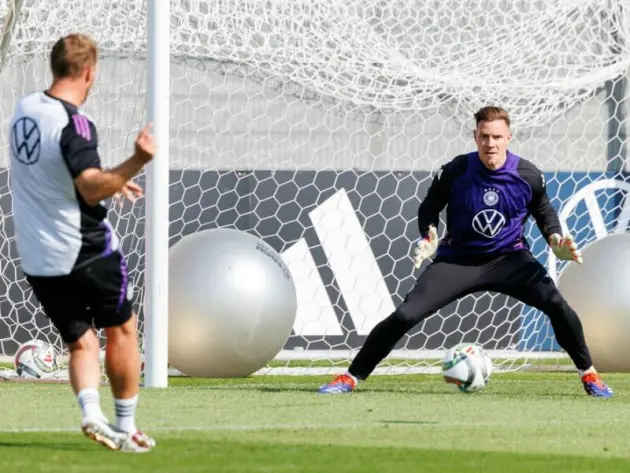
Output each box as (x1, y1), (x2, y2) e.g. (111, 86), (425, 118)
(474, 119), (512, 170)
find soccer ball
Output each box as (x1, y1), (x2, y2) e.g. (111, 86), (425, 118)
(14, 340), (59, 378)
(442, 343), (493, 393)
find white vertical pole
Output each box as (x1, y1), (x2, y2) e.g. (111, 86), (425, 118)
(144, 0), (170, 388)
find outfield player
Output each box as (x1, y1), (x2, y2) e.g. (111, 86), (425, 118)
(318, 106), (613, 398)
(9, 34), (157, 450)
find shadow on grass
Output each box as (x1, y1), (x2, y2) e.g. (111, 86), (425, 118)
(191, 381), (588, 399)
(0, 439), (96, 451)
(378, 420), (440, 425)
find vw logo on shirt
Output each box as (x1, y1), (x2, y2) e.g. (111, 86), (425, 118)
(11, 117), (41, 165)
(472, 209), (506, 238)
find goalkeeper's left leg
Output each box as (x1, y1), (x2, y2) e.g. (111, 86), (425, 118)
(318, 259), (484, 394)
(488, 251), (613, 398)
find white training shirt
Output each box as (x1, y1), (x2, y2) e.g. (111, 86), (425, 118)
(9, 91), (119, 277)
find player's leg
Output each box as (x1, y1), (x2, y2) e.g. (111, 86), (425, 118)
(103, 312), (153, 449)
(488, 251), (612, 398)
(88, 251), (155, 450)
(25, 275), (127, 449)
(67, 329), (103, 414)
(318, 260), (484, 393)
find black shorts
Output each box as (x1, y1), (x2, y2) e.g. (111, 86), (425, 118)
(397, 249), (567, 324)
(26, 251), (134, 344)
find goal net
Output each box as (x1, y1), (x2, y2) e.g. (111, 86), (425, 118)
(0, 0), (629, 376)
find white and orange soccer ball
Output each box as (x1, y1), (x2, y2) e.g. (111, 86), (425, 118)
(442, 343), (493, 393)
(14, 339), (59, 378)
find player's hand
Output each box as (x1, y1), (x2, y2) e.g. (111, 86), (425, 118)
(549, 233), (583, 264)
(411, 225), (439, 269)
(113, 180), (144, 207)
(135, 123), (155, 163)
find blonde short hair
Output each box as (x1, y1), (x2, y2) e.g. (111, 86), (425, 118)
(50, 33), (98, 79)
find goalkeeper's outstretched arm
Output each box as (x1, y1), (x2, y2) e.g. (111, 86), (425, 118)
(519, 160), (562, 241)
(518, 159), (583, 264)
(412, 156), (467, 268)
(417, 163), (455, 238)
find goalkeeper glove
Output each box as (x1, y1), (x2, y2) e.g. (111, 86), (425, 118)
(549, 233), (583, 264)
(411, 225), (439, 269)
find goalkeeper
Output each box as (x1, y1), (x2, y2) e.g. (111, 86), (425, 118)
(318, 106), (613, 398)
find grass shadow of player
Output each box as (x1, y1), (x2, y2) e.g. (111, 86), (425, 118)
(251, 385), (434, 395)
(438, 391), (587, 400)
(0, 440), (95, 451)
(248, 385), (319, 394)
(197, 384), (321, 394)
(378, 420), (440, 425)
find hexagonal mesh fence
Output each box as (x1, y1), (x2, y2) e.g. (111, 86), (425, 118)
(0, 0), (629, 376)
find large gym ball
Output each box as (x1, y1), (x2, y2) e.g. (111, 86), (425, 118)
(168, 228), (297, 377)
(557, 233), (630, 372)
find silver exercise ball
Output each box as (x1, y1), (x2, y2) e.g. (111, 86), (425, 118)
(557, 233), (630, 372)
(168, 228), (297, 377)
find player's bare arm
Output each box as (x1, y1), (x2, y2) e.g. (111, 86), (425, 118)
(74, 124), (155, 206)
(113, 180), (144, 207)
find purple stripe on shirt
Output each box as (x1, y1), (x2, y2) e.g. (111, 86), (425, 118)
(99, 220), (114, 258)
(72, 114), (91, 141)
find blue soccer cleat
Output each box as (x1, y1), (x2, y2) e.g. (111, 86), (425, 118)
(581, 373), (613, 398)
(318, 374), (357, 394)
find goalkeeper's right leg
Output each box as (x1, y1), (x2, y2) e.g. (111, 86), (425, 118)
(318, 260), (483, 394)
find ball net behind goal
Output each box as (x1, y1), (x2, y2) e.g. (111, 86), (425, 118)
(0, 0), (629, 375)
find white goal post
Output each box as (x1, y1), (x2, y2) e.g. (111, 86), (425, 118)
(0, 1), (629, 385)
(144, 0), (170, 388)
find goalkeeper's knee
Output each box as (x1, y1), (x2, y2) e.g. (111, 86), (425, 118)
(392, 307), (427, 328)
(544, 290), (575, 320)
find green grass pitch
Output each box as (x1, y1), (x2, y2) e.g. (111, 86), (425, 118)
(1, 373), (629, 472)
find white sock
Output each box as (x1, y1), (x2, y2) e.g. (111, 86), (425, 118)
(578, 366), (597, 377)
(115, 396), (138, 433)
(77, 388), (105, 422)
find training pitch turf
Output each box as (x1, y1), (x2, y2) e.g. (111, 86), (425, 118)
(0, 373), (628, 472)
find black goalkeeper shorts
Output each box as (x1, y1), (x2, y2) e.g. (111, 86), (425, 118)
(397, 249), (569, 324)
(26, 251), (134, 344)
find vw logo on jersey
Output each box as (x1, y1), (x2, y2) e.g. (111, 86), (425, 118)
(483, 188), (499, 206)
(472, 209), (506, 238)
(11, 117), (41, 165)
